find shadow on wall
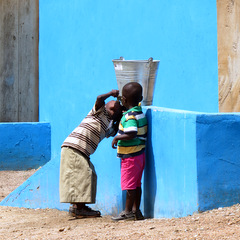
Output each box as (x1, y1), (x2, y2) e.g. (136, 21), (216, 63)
(144, 109), (157, 218)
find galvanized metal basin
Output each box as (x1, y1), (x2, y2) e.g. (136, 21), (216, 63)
(112, 57), (160, 106)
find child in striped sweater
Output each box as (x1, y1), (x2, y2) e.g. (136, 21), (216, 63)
(60, 89), (122, 218)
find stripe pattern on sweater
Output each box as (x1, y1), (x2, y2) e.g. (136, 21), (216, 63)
(62, 104), (111, 158)
(117, 106), (147, 159)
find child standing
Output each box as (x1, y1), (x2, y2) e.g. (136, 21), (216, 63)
(60, 89), (122, 218)
(111, 82), (148, 221)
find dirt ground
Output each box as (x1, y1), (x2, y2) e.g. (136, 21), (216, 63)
(1, 171), (240, 239)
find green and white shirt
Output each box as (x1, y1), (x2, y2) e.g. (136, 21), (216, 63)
(117, 106), (147, 159)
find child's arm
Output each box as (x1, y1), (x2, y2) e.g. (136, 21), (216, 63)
(112, 132), (137, 149)
(95, 89), (119, 111)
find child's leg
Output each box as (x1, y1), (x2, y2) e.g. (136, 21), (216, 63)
(132, 186), (141, 212)
(132, 187), (145, 220)
(125, 189), (136, 213)
(111, 190), (135, 221)
(132, 152), (145, 213)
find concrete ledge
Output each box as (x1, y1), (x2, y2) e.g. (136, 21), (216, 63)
(0, 122), (51, 170)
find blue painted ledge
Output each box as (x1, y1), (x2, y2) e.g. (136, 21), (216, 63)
(1, 109), (240, 219)
(0, 122), (51, 170)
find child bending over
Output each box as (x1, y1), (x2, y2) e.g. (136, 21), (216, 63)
(60, 89), (122, 218)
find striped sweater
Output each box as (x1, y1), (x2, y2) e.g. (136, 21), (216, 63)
(62, 104), (111, 158)
(117, 106), (147, 158)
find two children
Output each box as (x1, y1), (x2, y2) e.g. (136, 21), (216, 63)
(59, 89), (122, 218)
(111, 82), (148, 221)
(60, 82), (147, 221)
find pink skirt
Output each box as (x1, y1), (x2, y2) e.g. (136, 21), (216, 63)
(121, 152), (145, 190)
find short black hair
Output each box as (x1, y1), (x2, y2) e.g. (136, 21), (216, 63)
(122, 82), (143, 106)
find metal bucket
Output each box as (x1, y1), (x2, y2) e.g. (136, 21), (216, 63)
(112, 57), (160, 106)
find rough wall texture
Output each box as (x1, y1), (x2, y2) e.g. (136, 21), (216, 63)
(0, 0), (39, 122)
(218, 0), (240, 112)
(197, 114), (240, 211)
(0, 123), (51, 170)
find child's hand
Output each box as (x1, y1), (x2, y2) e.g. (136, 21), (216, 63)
(111, 89), (119, 98)
(112, 137), (118, 149)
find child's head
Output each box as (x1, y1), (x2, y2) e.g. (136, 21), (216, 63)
(105, 100), (123, 121)
(121, 82), (143, 109)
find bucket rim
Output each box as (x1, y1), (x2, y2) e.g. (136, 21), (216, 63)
(112, 59), (160, 63)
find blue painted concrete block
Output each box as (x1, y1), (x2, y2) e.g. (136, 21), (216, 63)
(143, 107), (198, 218)
(0, 123), (51, 170)
(197, 114), (240, 211)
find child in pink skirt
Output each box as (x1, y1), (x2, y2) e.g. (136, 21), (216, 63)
(111, 82), (148, 221)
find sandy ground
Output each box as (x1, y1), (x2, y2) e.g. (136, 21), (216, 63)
(1, 171), (240, 239)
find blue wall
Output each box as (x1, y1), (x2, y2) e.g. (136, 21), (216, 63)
(0, 123), (51, 170)
(39, 0), (218, 161)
